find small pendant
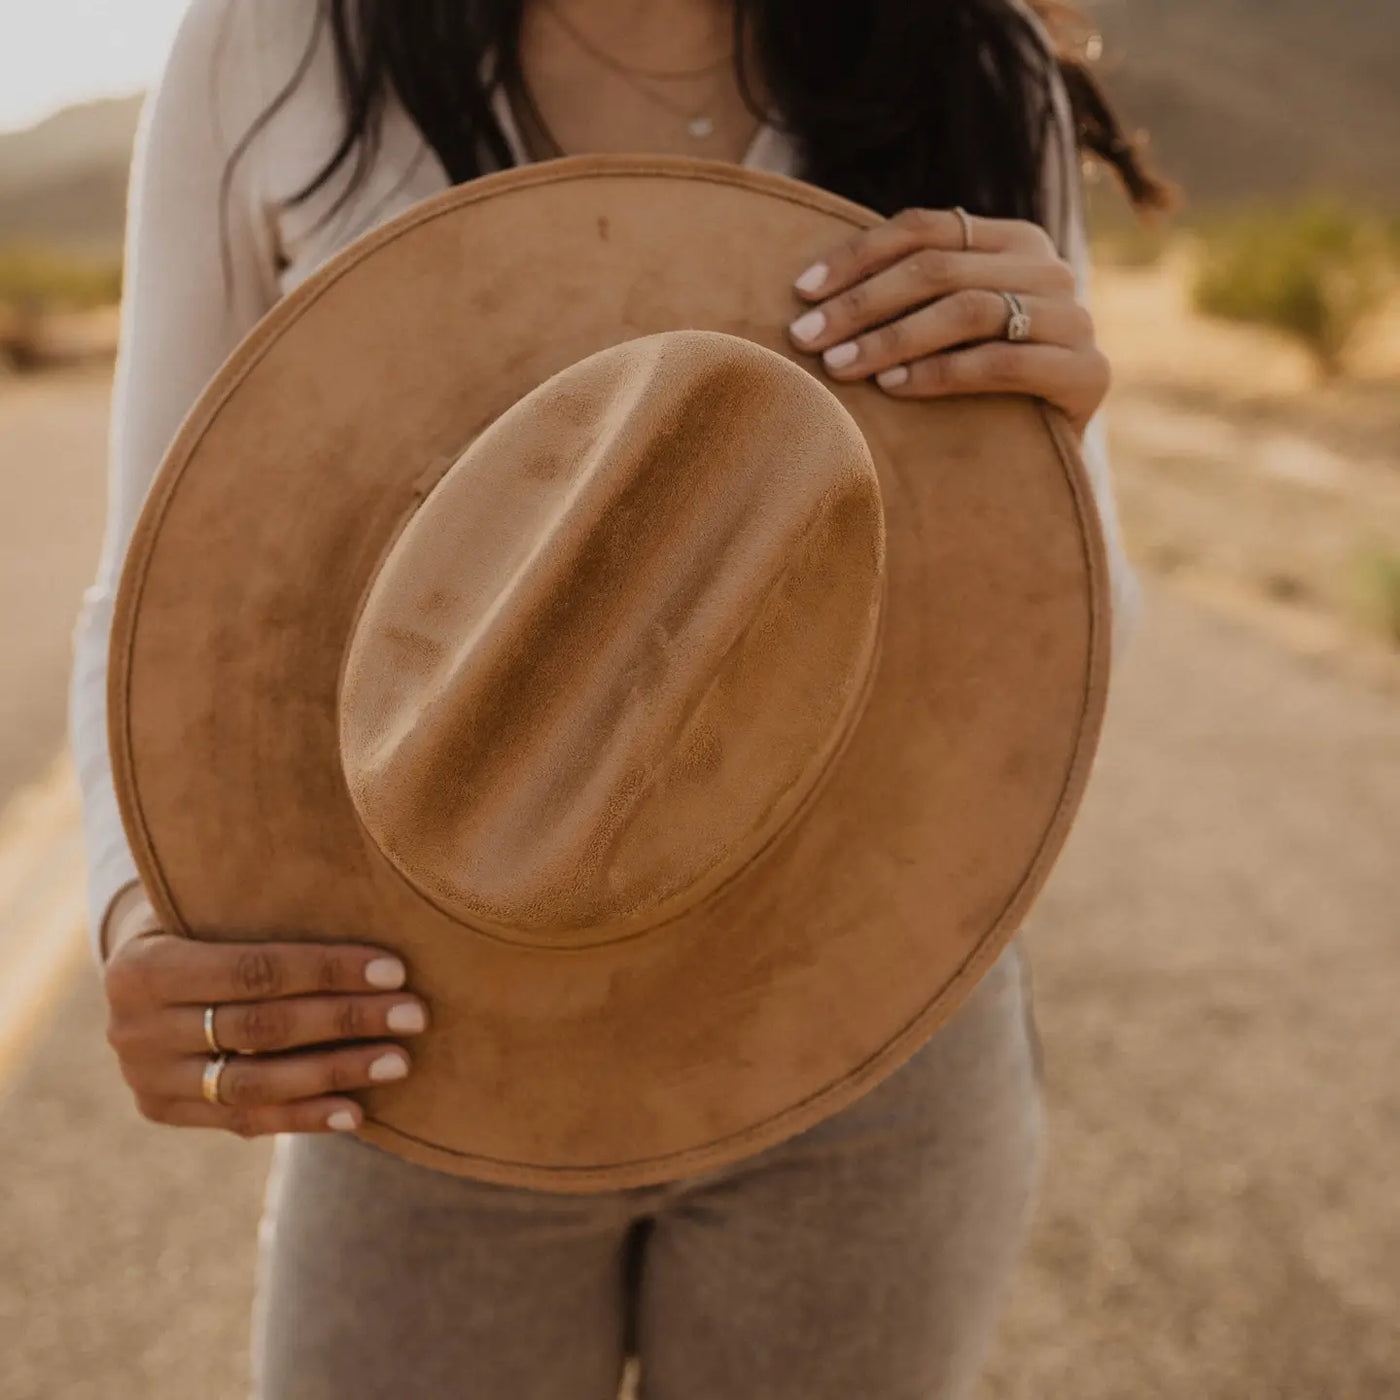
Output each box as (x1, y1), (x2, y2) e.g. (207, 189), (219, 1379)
(687, 115), (715, 139)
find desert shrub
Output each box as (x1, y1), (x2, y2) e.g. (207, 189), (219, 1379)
(1360, 548), (1400, 648)
(0, 243), (122, 314)
(0, 244), (122, 371)
(1191, 202), (1393, 377)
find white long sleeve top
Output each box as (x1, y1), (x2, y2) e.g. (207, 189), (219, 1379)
(68, 0), (1142, 957)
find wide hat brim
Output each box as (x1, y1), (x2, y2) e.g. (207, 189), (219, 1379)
(111, 155), (1110, 1192)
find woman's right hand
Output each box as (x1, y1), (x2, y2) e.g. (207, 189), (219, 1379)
(102, 903), (428, 1140)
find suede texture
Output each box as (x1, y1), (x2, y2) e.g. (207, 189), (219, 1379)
(108, 155), (1110, 1193)
(341, 331), (885, 943)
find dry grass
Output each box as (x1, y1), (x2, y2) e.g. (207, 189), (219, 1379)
(1091, 240), (1400, 670)
(0, 244), (121, 372)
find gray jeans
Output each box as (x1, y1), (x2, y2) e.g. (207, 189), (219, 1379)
(251, 935), (1047, 1400)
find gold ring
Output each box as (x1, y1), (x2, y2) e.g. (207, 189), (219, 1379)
(203, 1004), (223, 1055)
(202, 1053), (231, 1106)
(1001, 291), (1033, 342)
(952, 206), (974, 251)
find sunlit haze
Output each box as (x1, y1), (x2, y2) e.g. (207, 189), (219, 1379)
(0, 0), (190, 132)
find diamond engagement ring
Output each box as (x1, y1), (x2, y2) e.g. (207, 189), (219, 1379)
(1000, 291), (1033, 342)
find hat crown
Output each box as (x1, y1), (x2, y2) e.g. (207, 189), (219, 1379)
(339, 330), (885, 946)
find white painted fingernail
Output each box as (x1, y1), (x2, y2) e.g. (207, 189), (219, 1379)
(877, 365), (911, 389)
(823, 341), (860, 370)
(789, 309), (827, 343)
(328, 1109), (359, 1132)
(387, 1002), (427, 1034)
(365, 957), (406, 990)
(794, 261), (829, 294)
(370, 1052), (410, 1082)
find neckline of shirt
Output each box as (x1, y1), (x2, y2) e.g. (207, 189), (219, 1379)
(488, 82), (790, 174)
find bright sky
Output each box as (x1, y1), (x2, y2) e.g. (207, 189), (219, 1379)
(0, 0), (190, 133)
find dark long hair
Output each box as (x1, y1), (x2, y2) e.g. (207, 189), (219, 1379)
(230, 0), (1171, 256)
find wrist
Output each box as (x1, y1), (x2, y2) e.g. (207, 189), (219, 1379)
(101, 881), (161, 963)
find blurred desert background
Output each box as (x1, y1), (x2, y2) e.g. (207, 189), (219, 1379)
(0, 1), (1397, 1397)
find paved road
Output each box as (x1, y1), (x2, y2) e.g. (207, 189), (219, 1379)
(0, 369), (110, 804)
(0, 368), (1396, 1397)
(1, 581), (1397, 1399)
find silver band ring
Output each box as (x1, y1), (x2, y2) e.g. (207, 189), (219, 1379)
(952, 206), (974, 251)
(1001, 291), (1033, 343)
(203, 1004), (224, 1055)
(202, 1052), (231, 1107)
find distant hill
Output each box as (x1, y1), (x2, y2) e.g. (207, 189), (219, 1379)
(1085, 0), (1400, 212)
(0, 2), (1397, 254)
(0, 96), (142, 254)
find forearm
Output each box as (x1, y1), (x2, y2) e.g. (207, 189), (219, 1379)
(71, 0), (278, 963)
(70, 572), (143, 960)
(99, 879), (161, 963)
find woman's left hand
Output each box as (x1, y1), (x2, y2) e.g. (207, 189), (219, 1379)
(786, 207), (1110, 439)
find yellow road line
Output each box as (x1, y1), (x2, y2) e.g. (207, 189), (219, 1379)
(0, 757), (90, 1087)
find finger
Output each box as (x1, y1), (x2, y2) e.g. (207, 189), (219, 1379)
(789, 253), (1075, 357)
(207, 993), (428, 1054)
(792, 208), (1054, 302)
(156, 1042), (413, 1108)
(106, 931), (409, 1010)
(872, 341), (1104, 421)
(142, 1095), (367, 1139)
(809, 292), (1091, 383)
(116, 993), (430, 1058)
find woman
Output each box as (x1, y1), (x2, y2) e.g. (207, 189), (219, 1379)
(71, 1), (1167, 1395)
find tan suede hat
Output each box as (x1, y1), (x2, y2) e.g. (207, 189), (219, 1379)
(110, 154), (1111, 1193)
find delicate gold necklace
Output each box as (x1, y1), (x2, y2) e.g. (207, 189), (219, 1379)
(539, 0), (735, 140)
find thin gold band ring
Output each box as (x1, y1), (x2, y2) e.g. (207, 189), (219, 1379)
(203, 1004), (223, 1055)
(952, 206), (974, 251)
(202, 1053), (231, 1106)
